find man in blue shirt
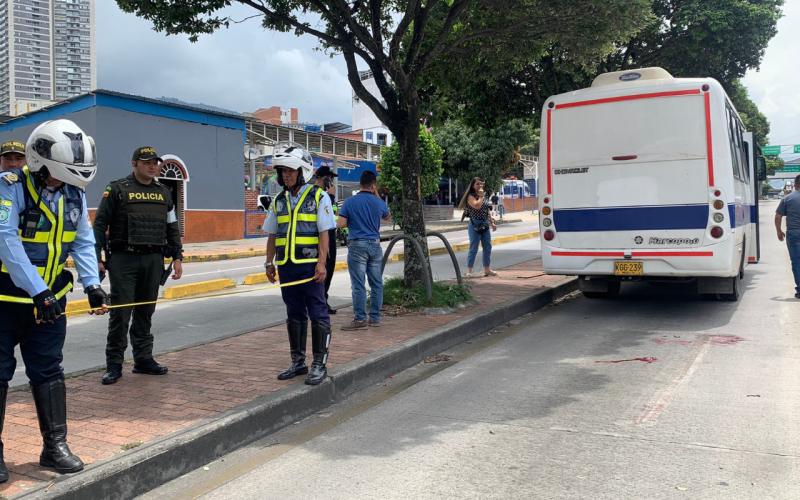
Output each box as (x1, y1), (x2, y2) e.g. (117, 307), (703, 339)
(0, 120), (108, 480)
(776, 174), (800, 299)
(337, 171), (390, 330)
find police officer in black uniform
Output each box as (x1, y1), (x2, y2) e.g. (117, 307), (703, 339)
(313, 166), (339, 315)
(93, 147), (184, 385)
(0, 119), (109, 479)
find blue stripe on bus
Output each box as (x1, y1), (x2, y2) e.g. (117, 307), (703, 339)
(553, 205), (709, 232)
(728, 204), (755, 228)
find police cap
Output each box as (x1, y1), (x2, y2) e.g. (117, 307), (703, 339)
(132, 146), (162, 163)
(1, 141), (25, 156)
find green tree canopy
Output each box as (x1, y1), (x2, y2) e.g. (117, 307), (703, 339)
(117, 0), (652, 286)
(434, 119), (534, 193)
(429, 0), (783, 128)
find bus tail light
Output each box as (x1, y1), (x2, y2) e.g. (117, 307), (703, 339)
(544, 230), (555, 241)
(710, 226), (723, 238)
(542, 207), (551, 216)
(713, 200), (724, 210)
(713, 213), (724, 223)
(543, 197), (550, 204)
(542, 218), (552, 227)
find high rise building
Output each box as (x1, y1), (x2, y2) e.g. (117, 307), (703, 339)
(0, 0), (96, 116)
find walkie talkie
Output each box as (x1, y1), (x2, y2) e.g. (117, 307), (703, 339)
(20, 207), (42, 239)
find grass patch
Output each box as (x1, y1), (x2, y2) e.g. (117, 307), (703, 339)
(121, 441), (144, 451)
(381, 277), (472, 310)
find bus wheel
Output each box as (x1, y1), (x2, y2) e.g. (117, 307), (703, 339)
(722, 274), (740, 302)
(583, 281), (620, 299)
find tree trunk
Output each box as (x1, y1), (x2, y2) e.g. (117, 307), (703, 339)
(398, 116), (431, 289)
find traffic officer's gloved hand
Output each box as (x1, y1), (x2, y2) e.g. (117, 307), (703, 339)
(85, 285), (110, 313)
(33, 290), (62, 323)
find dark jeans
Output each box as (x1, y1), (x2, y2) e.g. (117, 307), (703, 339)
(0, 298), (68, 388)
(106, 252), (163, 365)
(347, 240), (383, 322)
(787, 232), (800, 293)
(279, 262), (330, 324)
(324, 229), (336, 303)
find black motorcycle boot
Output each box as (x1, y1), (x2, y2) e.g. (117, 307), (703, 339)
(277, 319), (308, 380)
(101, 363), (122, 385)
(305, 321), (331, 386)
(0, 387), (8, 483)
(32, 380), (84, 474)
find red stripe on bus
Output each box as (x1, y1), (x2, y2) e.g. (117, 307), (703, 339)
(554, 89), (701, 109)
(551, 251), (714, 258)
(748, 257), (756, 261)
(704, 91), (714, 186)
(551, 251), (625, 257)
(547, 108), (552, 195)
(631, 252), (713, 257)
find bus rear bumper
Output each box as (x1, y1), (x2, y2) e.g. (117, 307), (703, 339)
(542, 243), (738, 278)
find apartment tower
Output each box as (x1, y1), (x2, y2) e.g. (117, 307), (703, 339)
(0, 0), (96, 116)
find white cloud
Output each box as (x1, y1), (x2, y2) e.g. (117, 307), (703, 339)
(97, 3), (353, 125)
(742, 0), (800, 158)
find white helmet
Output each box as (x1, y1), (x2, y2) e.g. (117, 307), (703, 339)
(273, 141), (313, 187)
(26, 119), (97, 188)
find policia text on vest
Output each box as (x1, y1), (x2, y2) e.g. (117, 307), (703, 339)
(93, 163), (184, 385)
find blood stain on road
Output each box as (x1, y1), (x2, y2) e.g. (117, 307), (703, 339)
(595, 357), (658, 364)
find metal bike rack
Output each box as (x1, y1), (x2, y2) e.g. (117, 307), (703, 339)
(426, 231), (462, 286)
(381, 235), (433, 301)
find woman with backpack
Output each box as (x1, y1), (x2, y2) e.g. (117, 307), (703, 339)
(458, 177), (498, 277)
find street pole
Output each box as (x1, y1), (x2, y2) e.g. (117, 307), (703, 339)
(333, 155), (339, 201)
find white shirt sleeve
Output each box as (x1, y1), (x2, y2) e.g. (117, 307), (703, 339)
(316, 192), (335, 232)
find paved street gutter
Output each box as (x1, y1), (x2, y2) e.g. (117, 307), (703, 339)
(16, 276), (577, 500)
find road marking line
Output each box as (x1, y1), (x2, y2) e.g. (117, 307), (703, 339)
(635, 342), (711, 425)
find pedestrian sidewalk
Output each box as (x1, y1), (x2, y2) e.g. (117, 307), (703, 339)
(0, 259), (565, 498)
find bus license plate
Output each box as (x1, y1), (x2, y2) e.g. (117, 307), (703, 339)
(614, 261), (643, 275)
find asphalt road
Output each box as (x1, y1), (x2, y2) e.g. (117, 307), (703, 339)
(148, 201), (800, 500)
(9, 220), (540, 387)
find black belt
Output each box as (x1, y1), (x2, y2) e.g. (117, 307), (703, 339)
(110, 244), (163, 254)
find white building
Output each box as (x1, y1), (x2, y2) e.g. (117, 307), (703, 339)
(0, 0), (96, 116)
(352, 69), (393, 148)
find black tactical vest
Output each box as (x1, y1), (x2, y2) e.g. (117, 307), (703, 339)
(108, 175), (171, 247)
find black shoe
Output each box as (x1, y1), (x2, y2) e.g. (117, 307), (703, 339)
(305, 321), (331, 386)
(101, 364), (122, 385)
(132, 358), (168, 375)
(327, 306), (337, 315)
(278, 319), (308, 380)
(0, 386), (7, 483)
(32, 380), (84, 474)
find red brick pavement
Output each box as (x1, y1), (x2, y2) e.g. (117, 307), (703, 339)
(0, 259), (565, 498)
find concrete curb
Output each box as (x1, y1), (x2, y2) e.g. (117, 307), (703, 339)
(16, 276), (577, 500)
(162, 279), (235, 300)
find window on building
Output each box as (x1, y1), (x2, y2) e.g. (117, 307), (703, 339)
(366, 132), (373, 141)
(377, 133), (387, 146)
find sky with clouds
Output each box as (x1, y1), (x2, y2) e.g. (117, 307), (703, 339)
(96, 2), (353, 125)
(100, 1), (798, 157)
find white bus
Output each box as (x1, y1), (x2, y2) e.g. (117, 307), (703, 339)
(539, 67), (766, 301)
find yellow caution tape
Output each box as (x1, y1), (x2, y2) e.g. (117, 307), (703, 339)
(66, 277), (315, 316)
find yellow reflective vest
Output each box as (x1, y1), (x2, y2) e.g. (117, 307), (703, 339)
(274, 186), (323, 265)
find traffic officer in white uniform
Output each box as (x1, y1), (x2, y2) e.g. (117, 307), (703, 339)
(0, 120), (108, 480)
(264, 142), (335, 385)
